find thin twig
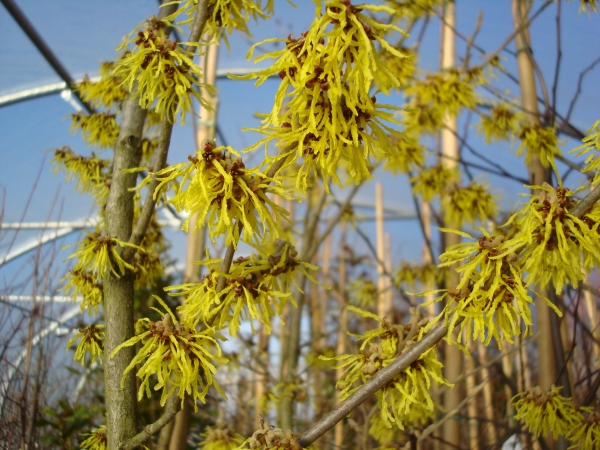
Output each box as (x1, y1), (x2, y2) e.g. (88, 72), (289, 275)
(550, 0), (562, 126)
(564, 56), (600, 126)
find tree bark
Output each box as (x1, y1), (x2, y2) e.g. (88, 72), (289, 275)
(104, 95), (147, 448)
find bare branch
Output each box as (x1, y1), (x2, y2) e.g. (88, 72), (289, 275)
(121, 396), (181, 450)
(297, 323), (449, 447)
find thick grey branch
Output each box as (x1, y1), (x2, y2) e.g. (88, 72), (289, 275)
(571, 183), (600, 217)
(297, 323), (449, 448)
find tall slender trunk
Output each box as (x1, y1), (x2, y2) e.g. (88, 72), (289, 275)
(334, 224), (348, 448)
(511, 1), (564, 447)
(104, 95), (147, 448)
(440, 2), (463, 446)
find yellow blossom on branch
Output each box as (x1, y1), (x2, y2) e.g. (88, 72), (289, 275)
(420, 228), (560, 348)
(114, 15), (214, 123)
(60, 269), (103, 315)
(567, 407), (600, 449)
(67, 324), (104, 365)
(569, 119), (600, 185)
(443, 181), (498, 228)
(65, 232), (143, 280)
(516, 124), (563, 171)
(199, 424), (245, 450)
(111, 296), (227, 408)
(513, 386), (580, 439)
(322, 307), (451, 431)
(51, 146), (110, 204)
(411, 164), (460, 201)
(155, 142), (293, 247)
(76, 61), (129, 109)
(231, 0), (411, 189)
(477, 103), (520, 143)
(166, 0), (274, 47)
(70, 112), (119, 149)
(170, 240), (318, 336)
(80, 425), (107, 450)
(505, 183), (600, 293)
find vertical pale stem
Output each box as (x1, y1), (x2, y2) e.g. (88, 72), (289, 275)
(502, 342), (516, 428)
(583, 279), (600, 367)
(465, 339), (480, 450)
(334, 224), (348, 448)
(384, 233), (393, 316)
(440, 2), (462, 446)
(169, 40), (219, 450)
(375, 183), (388, 318)
(478, 342), (497, 446)
(420, 200), (436, 318)
(511, 0), (557, 398)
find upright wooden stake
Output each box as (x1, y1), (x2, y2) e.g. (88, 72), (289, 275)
(375, 183), (390, 319)
(478, 342), (498, 446)
(512, 3), (561, 447)
(335, 224), (348, 449)
(440, 2), (462, 446)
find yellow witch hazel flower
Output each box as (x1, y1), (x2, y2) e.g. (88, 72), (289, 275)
(51, 146), (110, 203)
(477, 103), (520, 143)
(411, 164), (460, 201)
(516, 124), (563, 170)
(443, 181), (498, 228)
(76, 61), (129, 109)
(406, 69), (477, 117)
(240, 417), (304, 450)
(67, 324), (104, 365)
(382, 135), (425, 175)
(60, 269), (103, 314)
(421, 228), (560, 349)
(166, 0), (274, 48)
(80, 425), (107, 450)
(70, 112), (119, 149)
(199, 424), (245, 450)
(567, 407), (600, 450)
(387, 0), (443, 20)
(232, 0), (411, 189)
(114, 15), (214, 124)
(506, 183), (600, 294)
(111, 296), (227, 408)
(322, 306), (451, 431)
(348, 276), (378, 307)
(570, 119), (600, 185)
(65, 231), (142, 280)
(568, 0), (599, 14)
(171, 240), (318, 336)
(513, 386), (581, 439)
(155, 142), (293, 247)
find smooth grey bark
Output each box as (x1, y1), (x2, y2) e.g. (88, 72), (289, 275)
(104, 96), (148, 449)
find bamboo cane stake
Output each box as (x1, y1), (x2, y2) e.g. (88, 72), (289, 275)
(440, 2), (463, 446)
(335, 223), (348, 448)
